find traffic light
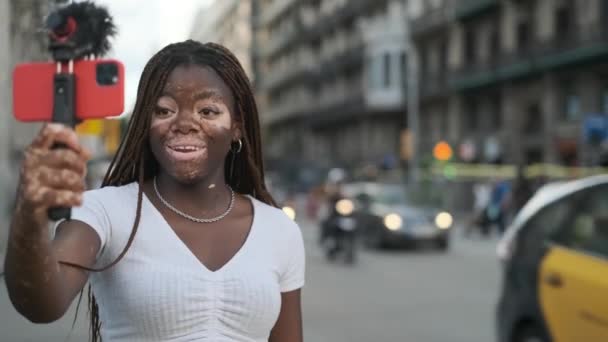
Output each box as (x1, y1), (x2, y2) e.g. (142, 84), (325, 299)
(433, 141), (453, 161)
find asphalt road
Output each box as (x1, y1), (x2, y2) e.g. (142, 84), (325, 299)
(301, 221), (501, 342)
(0, 220), (501, 342)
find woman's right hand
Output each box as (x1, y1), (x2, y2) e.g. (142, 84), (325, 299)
(16, 123), (91, 226)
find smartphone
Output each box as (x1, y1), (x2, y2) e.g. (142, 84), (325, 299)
(12, 59), (125, 122)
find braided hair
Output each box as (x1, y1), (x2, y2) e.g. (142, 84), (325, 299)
(60, 40), (276, 341)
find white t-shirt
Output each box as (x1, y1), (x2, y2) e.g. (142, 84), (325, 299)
(64, 182), (305, 342)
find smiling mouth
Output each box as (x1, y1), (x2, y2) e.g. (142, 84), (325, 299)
(168, 145), (204, 152)
(165, 145), (207, 161)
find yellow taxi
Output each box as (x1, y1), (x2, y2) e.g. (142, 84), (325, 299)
(496, 175), (608, 342)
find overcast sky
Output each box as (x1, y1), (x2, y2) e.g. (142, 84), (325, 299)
(95, 0), (215, 115)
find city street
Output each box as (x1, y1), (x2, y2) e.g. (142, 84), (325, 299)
(0, 220), (501, 342)
(301, 220), (501, 342)
(3, 0), (607, 341)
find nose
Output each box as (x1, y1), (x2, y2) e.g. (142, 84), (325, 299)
(172, 109), (199, 134)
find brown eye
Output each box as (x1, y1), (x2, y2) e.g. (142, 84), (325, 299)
(154, 106), (173, 116)
(199, 108), (220, 116)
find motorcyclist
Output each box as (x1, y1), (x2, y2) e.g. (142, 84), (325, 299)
(320, 183), (344, 245)
(319, 168), (357, 263)
(319, 168), (346, 245)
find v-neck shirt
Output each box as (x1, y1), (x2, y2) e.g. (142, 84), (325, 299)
(66, 182), (305, 342)
(144, 189), (255, 274)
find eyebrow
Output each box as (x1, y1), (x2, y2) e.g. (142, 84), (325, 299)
(159, 89), (225, 103)
(194, 90), (225, 102)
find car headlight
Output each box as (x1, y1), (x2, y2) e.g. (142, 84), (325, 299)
(383, 213), (402, 231)
(336, 199), (354, 216)
(282, 206), (296, 220)
(435, 212), (453, 229)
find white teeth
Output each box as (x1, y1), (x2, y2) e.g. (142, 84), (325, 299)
(171, 146), (201, 152)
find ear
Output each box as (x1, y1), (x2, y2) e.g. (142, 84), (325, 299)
(232, 123), (242, 141)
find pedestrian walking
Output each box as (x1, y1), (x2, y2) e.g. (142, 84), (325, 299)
(510, 167), (533, 219)
(465, 181), (491, 237)
(484, 178), (511, 236)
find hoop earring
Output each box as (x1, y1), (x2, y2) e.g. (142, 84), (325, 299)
(229, 139), (241, 184)
(231, 139), (243, 154)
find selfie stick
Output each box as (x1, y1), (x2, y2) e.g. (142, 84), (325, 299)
(47, 61), (77, 221)
(45, 1), (116, 221)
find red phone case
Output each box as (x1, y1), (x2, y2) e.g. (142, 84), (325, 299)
(12, 59), (125, 122)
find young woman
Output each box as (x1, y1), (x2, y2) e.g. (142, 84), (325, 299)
(4, 40), (305, 342)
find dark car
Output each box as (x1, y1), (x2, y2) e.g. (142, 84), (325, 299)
(496, 175), (608, 342)
(342, 182), (453, 250)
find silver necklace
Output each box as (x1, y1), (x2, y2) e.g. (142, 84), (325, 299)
(153, 177), (235, 223)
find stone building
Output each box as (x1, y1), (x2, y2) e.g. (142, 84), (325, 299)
(252, 0), (410, 175)
(190, 0), (254, 79)
(410, 0), (608, 167)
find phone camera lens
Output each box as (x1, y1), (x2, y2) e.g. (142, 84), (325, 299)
(96, 62), (119, 86)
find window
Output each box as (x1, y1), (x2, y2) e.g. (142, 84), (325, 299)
(467, 99), (479, 131)
(368, 55), (383, 89)
(560, 81), (581, 120)
(524, 104), (542, 134)
(383, 53), (391, 88)
(465, 28), (476, 65)
(489, 25), (501, 63)
(601, 86), (608, 114)
(525, 148), (543, 165)
(438, 40), (447, 75)
(516, 195), (578, 259)
(565, 93), (581, 121)
(490, 95), (502, 131)
(439, 112), (448, 139)
(400, 52), (408, 87)
(516, 20), (531, 51)
(555, 4), (574, 41)
(419, 44), (429, 80)
(552, 185), (608, 259)
(421, 115), (431, 139)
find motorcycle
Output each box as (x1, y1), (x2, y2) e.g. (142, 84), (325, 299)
(320, 198), (358, 264)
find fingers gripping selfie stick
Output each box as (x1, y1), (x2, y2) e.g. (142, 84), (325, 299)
(45, 1), (116, 221)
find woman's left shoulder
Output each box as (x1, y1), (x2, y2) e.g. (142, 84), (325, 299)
(251, 197), (301, 237)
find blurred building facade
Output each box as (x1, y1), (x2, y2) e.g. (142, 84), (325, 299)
(0, 0), (11, 224)
(252, 0), (410, 172)
(190, 0), (253, 79)
(1, 0), (52, 226)
(410, 0), (608, 167)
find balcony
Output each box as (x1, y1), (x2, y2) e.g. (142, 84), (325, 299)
(262, 63), (319, 92)
(318, 42), (365, 81)
(261, 39), (364, 92)
(448, 53), (506, 90)
(420, 72), (448, 101)
(264, 83), (367, 127)
(259, 0), (385, 60)
(264, 94), (317, 126)
(257, 0), (298, 28)
(533, 26), (608, 71)
(410, 5), (452, 38)
(449, 25), (608, 91)
(309, 87), (366, 127)
(259, 23), (300, 58)
(454, 0), (499, 21)
(290, 0), (383, 50)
